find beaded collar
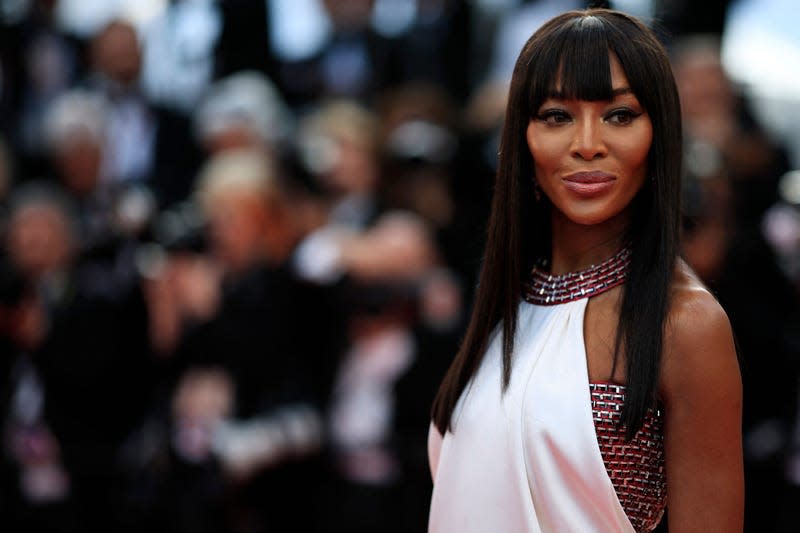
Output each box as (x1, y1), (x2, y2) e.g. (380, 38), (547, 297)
(522, 247), (631, 305)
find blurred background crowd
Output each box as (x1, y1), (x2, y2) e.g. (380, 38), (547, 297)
(0, 0), (798, 531)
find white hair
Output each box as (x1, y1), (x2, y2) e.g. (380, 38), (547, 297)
(195, 71), (293, 146)
(43, 89), (108, 149)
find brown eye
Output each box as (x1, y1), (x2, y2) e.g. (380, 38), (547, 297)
(605, 109), (641, 125)
(536, 109), (572, 125)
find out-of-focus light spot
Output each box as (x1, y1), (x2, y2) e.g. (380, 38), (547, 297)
(269, 0), (331, 62)
(372, 0), (417, 38)
(0, 0), (31, 24)
(779, 170), (800, 205)
(122, 0), (167, 28)
(722, 0), (800, 167)
(609, 0), (654, 20)
(55, 0), (167, 36)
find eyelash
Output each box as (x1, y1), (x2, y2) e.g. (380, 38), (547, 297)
(606, 108), (642, 125)
(535, 109), (571, 124)
(535, 107), (643, 125)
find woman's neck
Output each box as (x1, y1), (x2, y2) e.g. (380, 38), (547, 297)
(549, 210), (631, 275)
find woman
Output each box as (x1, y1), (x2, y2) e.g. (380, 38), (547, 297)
(428, 9), (743, 533)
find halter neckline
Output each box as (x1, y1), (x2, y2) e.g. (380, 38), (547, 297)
(522, 247), (631, 305)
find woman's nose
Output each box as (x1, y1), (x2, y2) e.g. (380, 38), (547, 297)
(570, 119), (607, 160)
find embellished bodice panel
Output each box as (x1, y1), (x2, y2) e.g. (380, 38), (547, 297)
(590, 382), (667, 533)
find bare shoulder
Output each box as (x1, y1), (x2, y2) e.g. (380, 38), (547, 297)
(666, 262), (732, 347)
(659, 262), (744, 531)
(660, 261), (740, 404)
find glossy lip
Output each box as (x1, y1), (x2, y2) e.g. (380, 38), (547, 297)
(561, 171), (616, 197)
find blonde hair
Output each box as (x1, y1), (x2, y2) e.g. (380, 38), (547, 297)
(194, 149), (280, 211)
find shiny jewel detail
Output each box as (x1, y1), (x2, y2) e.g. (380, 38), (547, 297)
(522, 247), (631, 306)
(589, 382), (666, 532)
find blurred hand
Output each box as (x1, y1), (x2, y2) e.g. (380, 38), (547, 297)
(171, 255), (222, 322)
(419, 269), (463, 332)
(173, 367), (234, 422)
(171, 367), (234, 462)
(211, 406), (322, 483)
(8, 423), (70, 503)
(341, 211), (438, 282)
(14, 295), (48, 352)
(212, 419), (285, 483)
(142, 252), (222, 355)
(142, 271), (181, 356)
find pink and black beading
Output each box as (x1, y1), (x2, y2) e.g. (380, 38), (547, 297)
(522, 247), (631, 305)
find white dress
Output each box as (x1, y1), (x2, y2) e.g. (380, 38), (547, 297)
(428, 298), (637, 533)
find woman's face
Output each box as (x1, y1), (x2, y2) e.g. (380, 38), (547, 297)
(526, 54), (653, 228)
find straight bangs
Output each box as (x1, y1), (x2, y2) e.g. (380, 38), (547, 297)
(525, 14), (661, 123)
(526, 15), (615, 113)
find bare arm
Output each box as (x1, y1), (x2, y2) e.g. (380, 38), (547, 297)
(661, 286), (744, 532)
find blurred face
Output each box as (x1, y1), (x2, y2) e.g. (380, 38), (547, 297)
(672, 51), (735, 147)
(526, 54), (652, 228)
(92, 22), (141, 85)
(54, 136), (102, 197)
(324, 137), (377, 196)
(7, 204), (73, 280)
(322, 0), (374, 30)
(673, 52), (734, 122)
(205, 191), (268, 273)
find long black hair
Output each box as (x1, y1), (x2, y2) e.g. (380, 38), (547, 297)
(432, 9), (682, 438)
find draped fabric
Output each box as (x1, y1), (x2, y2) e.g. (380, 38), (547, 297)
(428, 298), (636, 533)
